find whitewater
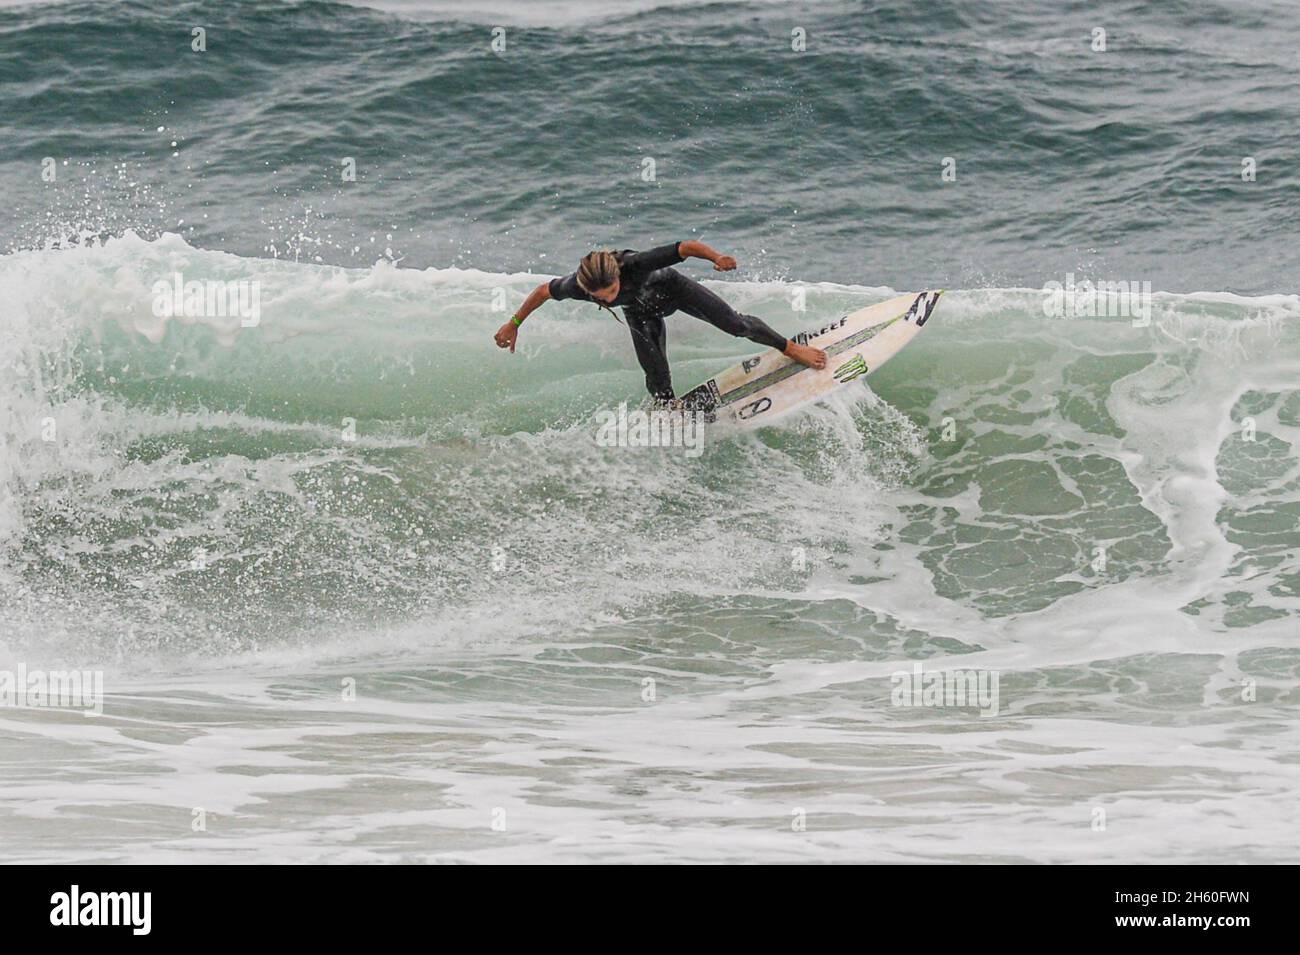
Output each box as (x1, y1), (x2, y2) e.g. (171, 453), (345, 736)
(1, 231), (1296, 862)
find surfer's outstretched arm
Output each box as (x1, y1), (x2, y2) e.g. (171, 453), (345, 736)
(678, 240), (737, 272)
(494, 281), (551, 353)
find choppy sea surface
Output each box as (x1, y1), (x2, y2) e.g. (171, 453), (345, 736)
(0, 0), (1297, 863)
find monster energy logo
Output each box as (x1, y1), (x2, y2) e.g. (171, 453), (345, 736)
(833, 354), (868, 383)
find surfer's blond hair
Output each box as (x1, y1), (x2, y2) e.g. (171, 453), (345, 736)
(576, 250), (623, 322)
(576, 250), (620, 295)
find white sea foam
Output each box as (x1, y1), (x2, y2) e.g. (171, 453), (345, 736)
(1, 234), (1296, 862)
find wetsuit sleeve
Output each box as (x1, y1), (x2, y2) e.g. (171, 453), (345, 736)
(547, 272), (589, 302)
(618, 242), (684, 276)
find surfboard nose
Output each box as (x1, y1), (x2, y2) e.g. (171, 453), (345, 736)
(909, 290), (944, 327)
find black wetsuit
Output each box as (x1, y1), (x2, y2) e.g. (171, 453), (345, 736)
(548, 242), (788, 401)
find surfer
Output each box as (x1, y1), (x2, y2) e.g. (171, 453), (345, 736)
(493, 241), (827, 402)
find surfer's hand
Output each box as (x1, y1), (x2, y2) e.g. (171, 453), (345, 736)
(713, 255), (737, 271)
(494, 322), (518, 353)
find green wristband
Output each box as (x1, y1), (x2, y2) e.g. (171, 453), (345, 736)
(511, 315), (523, 327)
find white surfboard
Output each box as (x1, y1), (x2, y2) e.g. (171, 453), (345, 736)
(680, 290), (942, 426)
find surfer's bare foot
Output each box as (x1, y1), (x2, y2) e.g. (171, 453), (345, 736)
(784, 340), (827, 369)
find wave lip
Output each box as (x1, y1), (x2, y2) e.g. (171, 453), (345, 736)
(1, 233), (1297, 665)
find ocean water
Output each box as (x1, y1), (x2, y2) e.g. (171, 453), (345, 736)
(1, 0), (1298, 864)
